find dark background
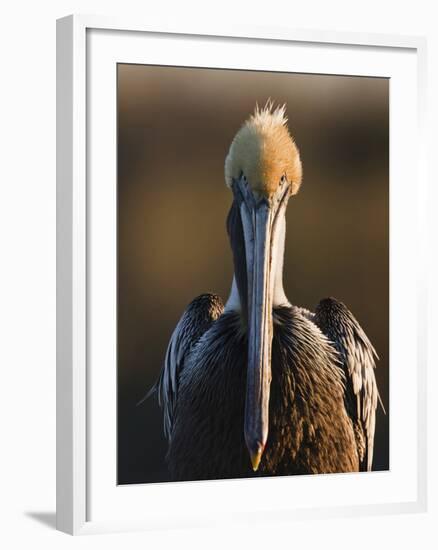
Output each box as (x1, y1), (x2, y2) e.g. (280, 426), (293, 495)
(117, 64), (389, 484)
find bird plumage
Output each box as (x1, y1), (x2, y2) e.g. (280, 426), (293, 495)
(150, 293), (224, 440)
(157, 302), (362, 480)
(314, 297), (383, 471)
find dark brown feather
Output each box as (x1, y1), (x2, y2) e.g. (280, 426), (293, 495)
(166, 306), (359, 481)
(314, 297), (381, 471)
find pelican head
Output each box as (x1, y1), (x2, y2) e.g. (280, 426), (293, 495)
(225, 102), (302, 471)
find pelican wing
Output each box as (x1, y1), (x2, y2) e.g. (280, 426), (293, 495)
(314, 297), (383, 471)
(150, 293), (224, 440)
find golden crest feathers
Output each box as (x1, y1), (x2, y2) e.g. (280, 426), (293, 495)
(225, 101), (302, 197)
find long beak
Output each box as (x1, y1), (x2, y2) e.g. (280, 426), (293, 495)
(245, 201), (274, 470)
(236, 179), (290, 472)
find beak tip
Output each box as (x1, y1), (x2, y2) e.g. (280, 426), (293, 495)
(249, 443), (265, 472)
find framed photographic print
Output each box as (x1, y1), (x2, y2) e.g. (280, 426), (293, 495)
(56, 15), (427, 535)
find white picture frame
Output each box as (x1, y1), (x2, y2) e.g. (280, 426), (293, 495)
(56, 14), (428, 535)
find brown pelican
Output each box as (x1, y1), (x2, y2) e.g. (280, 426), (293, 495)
(146, 102), (383, 480)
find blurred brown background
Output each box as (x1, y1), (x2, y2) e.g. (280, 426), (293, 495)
(117, 64), (389, 484)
